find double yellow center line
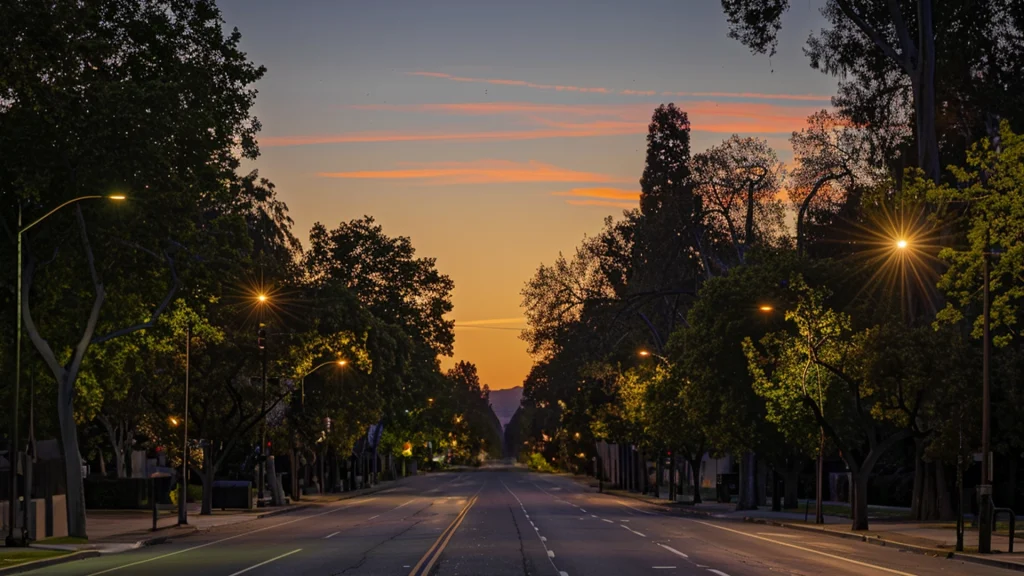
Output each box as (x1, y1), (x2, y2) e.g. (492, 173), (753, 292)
(408, 494), (480, 576)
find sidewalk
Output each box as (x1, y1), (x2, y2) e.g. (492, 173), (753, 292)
(567, 474), (1024, 572)
(33, 476), (414, 554)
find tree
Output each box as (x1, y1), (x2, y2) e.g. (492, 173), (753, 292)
(674, 253), (820, 510)
(0, 0), (265, 536)
(631, 104), (705, 348)
(305, 217), (454, 358)
(744, 276), (962, 529)
(928, 122), (1024, 508)
(691, 135), (787, 268)
(644, 365), (709, 503)
(720, 1), (1024, 182)
(789, 111), (877, 257)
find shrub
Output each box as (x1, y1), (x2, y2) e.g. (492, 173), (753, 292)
(527, 452), (555, 473)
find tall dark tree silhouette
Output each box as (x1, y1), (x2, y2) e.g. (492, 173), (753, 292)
(1, 0), (265, 537)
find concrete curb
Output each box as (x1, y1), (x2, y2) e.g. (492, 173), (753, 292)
(0, 550), (101, 575)
(744, 517), (954, 558)
(96, 476), (414, 548)
(566, 473), (1024, 572)
(744, 517), (1024, 572)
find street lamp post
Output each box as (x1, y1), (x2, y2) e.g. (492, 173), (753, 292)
(299, 360), (348, 409)
(758, 304), (825, 525)
(7, 194), (124, 546)
(293, 359), (347, 500)
(897, 237), (999, 552)
(257, 321), (268, 505)
(979, 247), (993, 553)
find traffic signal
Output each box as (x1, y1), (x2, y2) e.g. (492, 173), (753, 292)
(257, 326), (266, 350)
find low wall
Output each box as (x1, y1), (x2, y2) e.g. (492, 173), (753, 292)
(1, 495), (68, 541)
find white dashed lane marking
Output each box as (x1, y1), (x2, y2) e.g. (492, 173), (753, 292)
(657, 543), (688, 559)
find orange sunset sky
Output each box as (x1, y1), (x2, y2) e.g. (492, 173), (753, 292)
(221, 0), (838, 390)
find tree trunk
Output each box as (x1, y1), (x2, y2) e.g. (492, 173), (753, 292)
(784, 463), (799, 509)
(200, 445), (215, 515)
(756, 455), (768, 508)
(115, 442), (126, 479)
(911, 438), (925, 519)
(668, 452), (676, 501)
(689, 457), (703, 504)
(935, 462), (954, 520)
(654, 451), (662, 498)
(915, 0), (940, 182)
(851, 471), (870, 531)
(58, 387), (88, 538)
(736, 451), (758, 511)
(289, 448), (299, 501)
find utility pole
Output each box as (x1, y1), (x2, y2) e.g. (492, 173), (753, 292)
(23, 372), (35, 542)
(7, 206), (24, 547)
(178, 322), (191, 525)
(258, 324), (267, 504)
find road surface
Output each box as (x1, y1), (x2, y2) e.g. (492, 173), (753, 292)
(26, 468), (1012, 575)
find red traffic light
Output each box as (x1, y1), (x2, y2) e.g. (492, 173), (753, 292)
(257, 328), (267, 350)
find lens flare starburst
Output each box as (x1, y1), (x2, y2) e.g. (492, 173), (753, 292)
(844, 195), (944, 320)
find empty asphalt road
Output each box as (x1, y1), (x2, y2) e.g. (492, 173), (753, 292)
(25, 468), (1014, 575)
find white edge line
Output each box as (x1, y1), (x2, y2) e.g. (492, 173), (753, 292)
(657, 543), (688, 558)
(84, 497), (376, 576)
(226, 548), (302, 576)
(323, 531), (340, 539)
(707, 570), (731, 576)
(690, 520), (916, 576)
(616, 500), (658, 515)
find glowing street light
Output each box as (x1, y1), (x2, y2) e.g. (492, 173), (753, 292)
(169, 416), (180, 427)
(758, 305), (774, 313)
(299, 359), (349, 407)
(9, 193), (125, 546)
(638, 349), (671, 367)
(257, 294), (268, 303)
(896, 239), (908, 250)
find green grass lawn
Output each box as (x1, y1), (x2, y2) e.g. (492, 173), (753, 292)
(0, 548), (69, 567)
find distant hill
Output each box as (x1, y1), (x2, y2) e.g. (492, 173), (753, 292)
(488, 386), (523, 431)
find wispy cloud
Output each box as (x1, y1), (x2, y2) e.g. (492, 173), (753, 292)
(260, 124), (644, 147)
(262, 100), (819, 147)
(410, 71), (832, 103)
(318, 160), (629, 185)
(455, 317), (526, 326)
(553, 188), (641, 209)
(553, 188), (641, 201)
(565, 199), (637, 209)
(410, 71), (615, 94)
